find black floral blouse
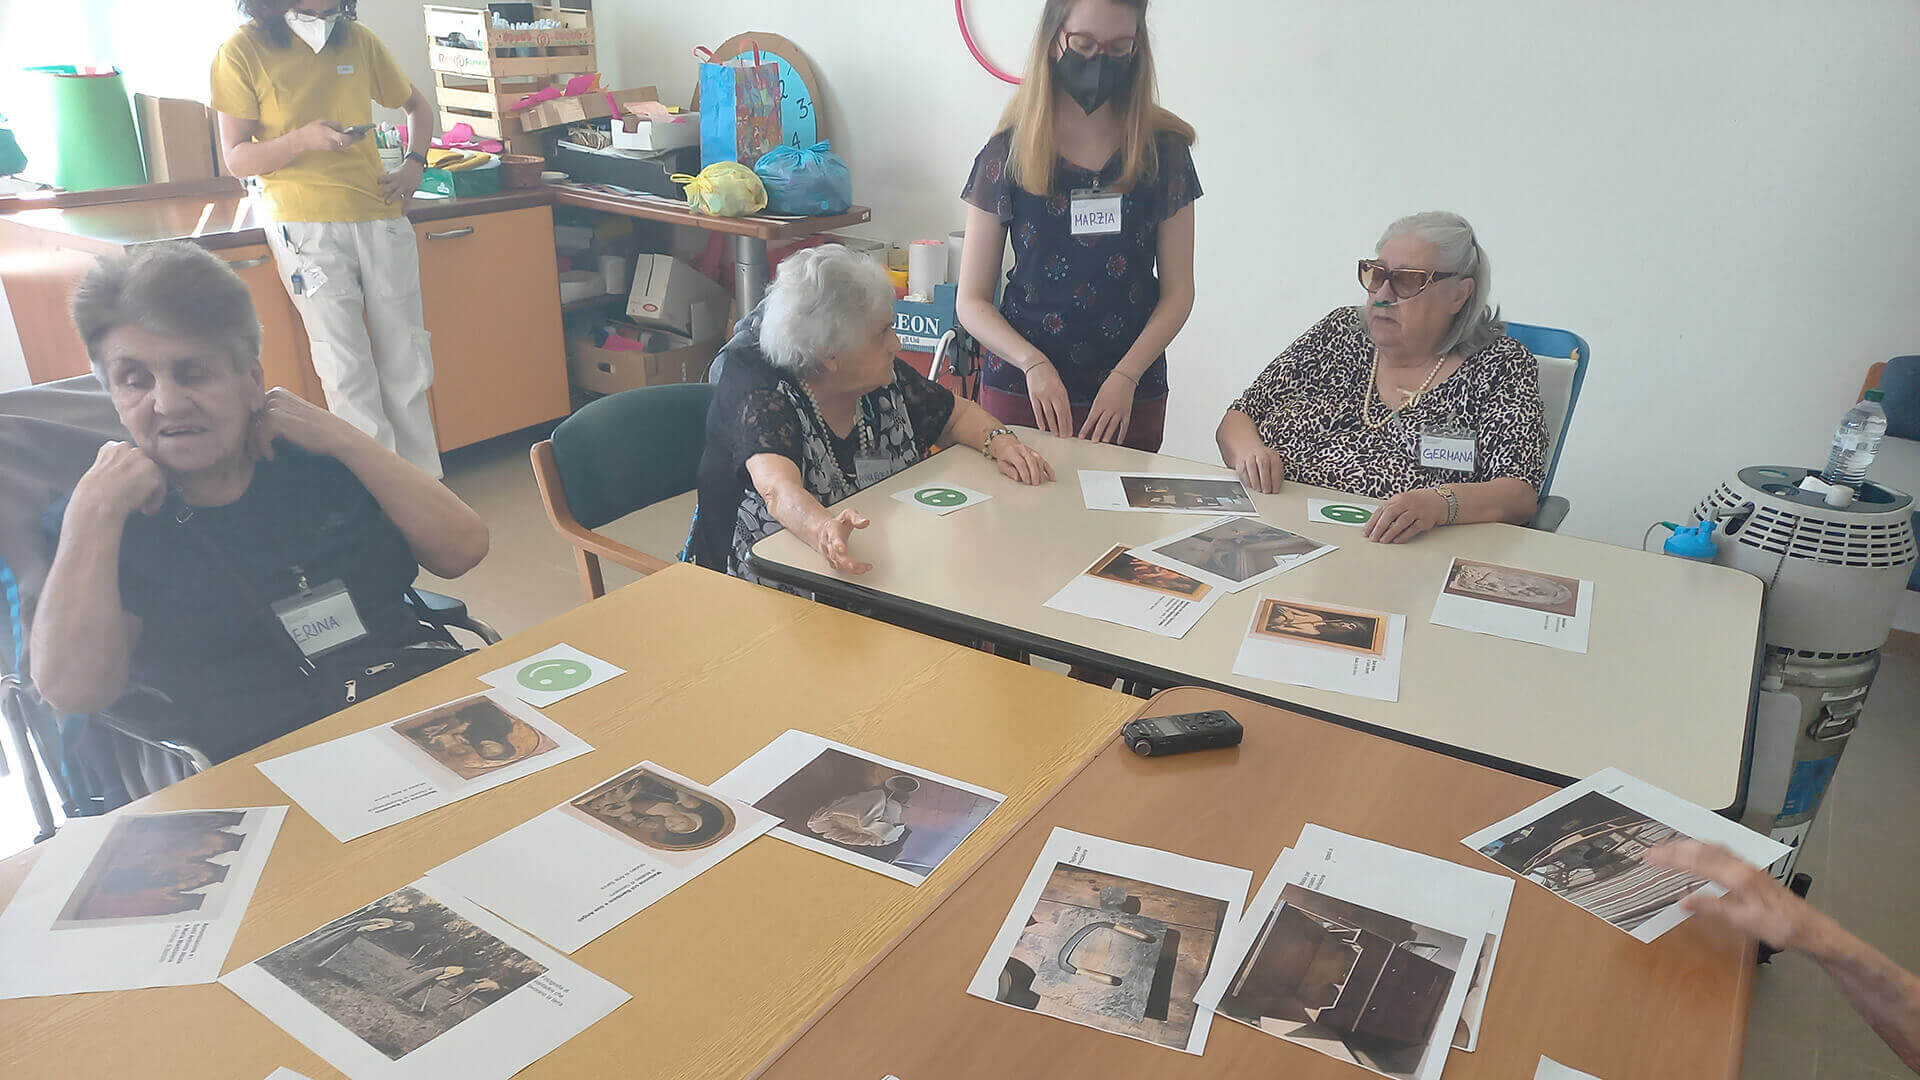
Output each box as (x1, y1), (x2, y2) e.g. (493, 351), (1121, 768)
(961, 128), (1202, 404)
(684, 310), (956, 587)
(1232, 307), (1547, 499)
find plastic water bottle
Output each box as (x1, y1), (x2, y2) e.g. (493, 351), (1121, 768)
(1822, 389), (1888, 487)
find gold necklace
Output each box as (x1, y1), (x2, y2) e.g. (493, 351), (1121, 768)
(1361, 348), (1447, 430)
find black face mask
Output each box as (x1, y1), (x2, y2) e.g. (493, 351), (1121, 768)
(1053, 50), (1135, 115)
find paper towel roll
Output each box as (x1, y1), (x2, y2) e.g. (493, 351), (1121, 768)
(597, 255), (628, 294)
(907, 239), (944, 299)
(946, 230), (965, 283)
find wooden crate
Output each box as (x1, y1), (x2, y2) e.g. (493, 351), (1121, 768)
(424, 4), (595, 81)
(425, 5), (596, 155)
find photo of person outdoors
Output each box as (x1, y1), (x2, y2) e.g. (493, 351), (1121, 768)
(254, 886), (546, 1061)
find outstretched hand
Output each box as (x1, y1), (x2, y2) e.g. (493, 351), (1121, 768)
(816, 509), (873, 575)
(1645, 839), (1817, 951)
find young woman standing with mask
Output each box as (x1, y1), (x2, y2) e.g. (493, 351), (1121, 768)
(211, 1), (444, 477)
(956, 0), (1198, 450)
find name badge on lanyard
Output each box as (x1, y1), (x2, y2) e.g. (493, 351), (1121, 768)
(271, 573), (369, 659)
(854, 456), (893, 490)
(1418, 421), (1477, 473)
(1070, 187), (1123, 236)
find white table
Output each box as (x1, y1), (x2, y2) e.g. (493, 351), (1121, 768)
(752, 431), (1763, 811)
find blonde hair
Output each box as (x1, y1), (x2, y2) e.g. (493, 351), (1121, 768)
(997, 0), (1194, 196)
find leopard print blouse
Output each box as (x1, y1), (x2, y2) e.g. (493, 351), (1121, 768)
(1231, 306), (1546, 499)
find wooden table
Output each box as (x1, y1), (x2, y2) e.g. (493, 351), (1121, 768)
(0, 564), (1140, 1080)
(751, 432), (1764, 811)
(751, 686), (1756, 1080)
(552, 186), (871, 310)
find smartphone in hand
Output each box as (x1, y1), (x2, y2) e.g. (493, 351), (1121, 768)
(343, 123), (376, 139)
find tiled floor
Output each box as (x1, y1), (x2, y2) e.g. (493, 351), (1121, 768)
(2, 427), (1915, 1077)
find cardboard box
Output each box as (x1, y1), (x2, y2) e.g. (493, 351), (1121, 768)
(567, 323), (719, 396)
(134, 94), (217, 183)
(519, 85), (658, 133)
(611, 114), (698, 152)
(627, 254), (729, 341)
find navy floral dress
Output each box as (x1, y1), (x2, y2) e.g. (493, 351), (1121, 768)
(961, 129), (1201, 405)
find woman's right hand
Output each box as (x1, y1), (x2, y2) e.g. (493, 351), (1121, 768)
(73, 441), (166, 521)
(1021, 358), (1074, 438)
(1227, 437), (1287, 494)
(815, 509), (873, 575)
(294, 119), (356, 154)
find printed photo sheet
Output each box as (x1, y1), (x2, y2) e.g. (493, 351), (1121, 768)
(0, 806), (285, 998)
(714, 730), (1004, 887)
(1537, 1058), (1607, 1080)
(1429, 557), (1594, 653)
(478, 643), (626, 709)
(1195, 844), (1490, 1080)
(1044, 544), (1221, 638)
(1127, 517), (1337, 594)
(1463, 767), (1791, 942)
(256, 689), (591, 842)
(220, 877), (627, 1080)
(965, 828), (1252, 1055)
(1078, 471), (1260, 516)
(1291, 825), (1514, 1052)
(1231, 596), (1406, 702)
(432, 761), (776, 952)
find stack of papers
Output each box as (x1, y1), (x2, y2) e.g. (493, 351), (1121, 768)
(965, 828), (1253, 1055)
(1195, 826), (1514, 1079)
(1463, 767), (1791, 942)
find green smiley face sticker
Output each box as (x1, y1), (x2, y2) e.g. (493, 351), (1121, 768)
(1321, 504), (1374, 524)
(914, 486), (969, 507)
(517, 658), (592, 692)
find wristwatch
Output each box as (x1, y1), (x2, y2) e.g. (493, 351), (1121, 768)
(1434, 484), (1459, 525)
(403, 151), (428, 166)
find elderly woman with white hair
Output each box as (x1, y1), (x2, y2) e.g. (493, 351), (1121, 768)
(1217, 211), (1546, 543)
(686, 244), (1055, 582)
(32, 242), (488, 763)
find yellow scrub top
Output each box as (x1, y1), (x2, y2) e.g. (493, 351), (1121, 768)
(209, 21), (413, 223)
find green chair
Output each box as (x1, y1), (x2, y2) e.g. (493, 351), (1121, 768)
(532, 383), (716, 599)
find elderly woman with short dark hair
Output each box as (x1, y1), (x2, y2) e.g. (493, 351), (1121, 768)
(31, 242), (488, 763)
(1217, 211), (1546, 543)
(686, 244), (1055, 583)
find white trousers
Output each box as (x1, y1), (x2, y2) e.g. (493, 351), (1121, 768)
(265, 218), (442, 478)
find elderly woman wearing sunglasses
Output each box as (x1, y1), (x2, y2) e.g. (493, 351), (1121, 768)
(1216, 212), (1546, 543)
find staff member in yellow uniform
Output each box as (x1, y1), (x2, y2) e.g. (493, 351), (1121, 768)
(211, 1), (444, 477)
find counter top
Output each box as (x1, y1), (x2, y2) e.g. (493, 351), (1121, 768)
(0, 186), (555, 253)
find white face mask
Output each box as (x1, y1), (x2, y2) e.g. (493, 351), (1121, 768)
(285, 10), (342, 53)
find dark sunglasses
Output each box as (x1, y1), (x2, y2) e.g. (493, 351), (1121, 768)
(1357, 258), (1457, 300)
(1061, 31), (1138, 60)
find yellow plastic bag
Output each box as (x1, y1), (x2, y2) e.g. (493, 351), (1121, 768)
(670, 161), (767, 217)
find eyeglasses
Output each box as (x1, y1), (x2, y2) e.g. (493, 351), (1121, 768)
(1357, 258), (1457, 300)
(1061, 31), (1138, 60)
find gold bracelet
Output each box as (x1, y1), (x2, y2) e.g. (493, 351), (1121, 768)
(1434, 484), (1459, 525)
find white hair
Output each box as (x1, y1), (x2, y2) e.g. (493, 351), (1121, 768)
(758, 245), (896, 378)
(1373, 211), (1503, 356)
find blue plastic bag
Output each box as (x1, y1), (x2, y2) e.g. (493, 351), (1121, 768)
(752, 141), (852, 216)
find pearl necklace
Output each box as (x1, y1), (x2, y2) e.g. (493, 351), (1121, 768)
(1361, 348), (1448, 430)
(797, 377), (875, 456)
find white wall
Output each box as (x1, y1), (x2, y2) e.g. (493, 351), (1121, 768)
(604, 0), (1920, 552)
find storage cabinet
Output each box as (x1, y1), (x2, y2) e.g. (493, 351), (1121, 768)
(414, 205), (570, 451)
(217, 244), (321, 402)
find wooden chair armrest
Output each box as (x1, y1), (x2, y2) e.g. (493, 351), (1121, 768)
(531, 438), (672, 578)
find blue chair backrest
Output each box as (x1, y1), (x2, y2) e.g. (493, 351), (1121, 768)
(1503, 321), (1591, 498)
